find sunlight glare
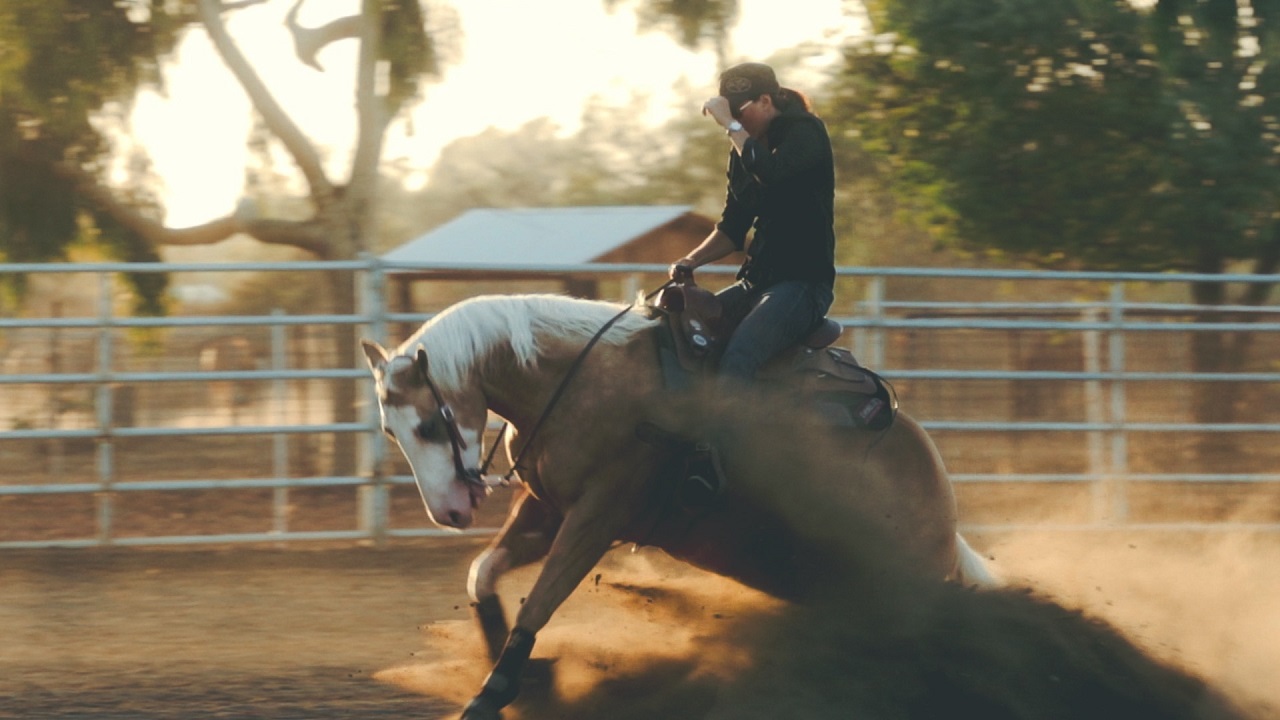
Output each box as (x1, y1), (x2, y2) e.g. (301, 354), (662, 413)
(127, 0), (854, 226)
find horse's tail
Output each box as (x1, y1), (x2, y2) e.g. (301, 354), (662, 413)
(952, 532), (1000, 589)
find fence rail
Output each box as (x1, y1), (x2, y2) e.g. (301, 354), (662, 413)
(2, 258), (1278, 548)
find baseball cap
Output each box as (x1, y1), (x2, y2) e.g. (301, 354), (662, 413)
(719, 62), (781, 108)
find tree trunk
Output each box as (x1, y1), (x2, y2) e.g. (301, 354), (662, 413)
(327, 267), (360, 478)
(1187, 272), (1252, 469)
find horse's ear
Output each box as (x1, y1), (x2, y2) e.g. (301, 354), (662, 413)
(361, 340), (389, 374)
(414, 347), (430, 383)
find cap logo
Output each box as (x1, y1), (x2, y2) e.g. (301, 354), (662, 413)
(724, 76), (752, 94)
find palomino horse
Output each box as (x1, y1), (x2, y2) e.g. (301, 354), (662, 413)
(361, 293), (994, 720)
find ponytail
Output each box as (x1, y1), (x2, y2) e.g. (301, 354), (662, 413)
(774, 87), (813, 113)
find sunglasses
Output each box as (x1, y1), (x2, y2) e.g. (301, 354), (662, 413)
(730, 98), (756, 120)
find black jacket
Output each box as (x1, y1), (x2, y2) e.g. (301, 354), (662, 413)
(715, 104), (836, 291)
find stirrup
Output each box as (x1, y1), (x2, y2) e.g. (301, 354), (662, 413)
(678, 441), (724, 510)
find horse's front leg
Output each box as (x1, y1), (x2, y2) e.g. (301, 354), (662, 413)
(461, 492), (634, 720)
(467, 486), (560, 663)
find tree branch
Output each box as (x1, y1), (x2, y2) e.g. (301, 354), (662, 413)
(285, 0), (362, 71)
(238, 217), (332, 256)
(37, 149), (331, 257)
(42, 156), (240, 247)
(196, 0), (334, 200)
(217, 0), (270, 11)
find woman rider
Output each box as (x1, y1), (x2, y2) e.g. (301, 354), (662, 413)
(669, 61), (837, 388)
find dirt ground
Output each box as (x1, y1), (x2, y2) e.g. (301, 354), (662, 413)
(3, 433), (1280, 719)
(2, 529), (1278, 720)
(0, 540), (485, 719)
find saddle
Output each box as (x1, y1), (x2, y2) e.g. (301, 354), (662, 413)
(650, 280), (895, 432)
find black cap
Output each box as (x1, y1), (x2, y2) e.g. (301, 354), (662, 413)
(719, 62), (780, 108)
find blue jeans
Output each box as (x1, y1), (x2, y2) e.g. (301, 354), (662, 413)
(715, 280), (834, 384)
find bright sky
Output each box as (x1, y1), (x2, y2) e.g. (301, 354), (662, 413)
(128, 0), (859, 227)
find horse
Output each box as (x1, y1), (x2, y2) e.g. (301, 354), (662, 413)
(361, 293), (995, 720)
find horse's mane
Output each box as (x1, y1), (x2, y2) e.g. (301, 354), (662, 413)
(397, 294), (658, 391)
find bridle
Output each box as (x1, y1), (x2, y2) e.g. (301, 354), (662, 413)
(412, 348), (492, 490)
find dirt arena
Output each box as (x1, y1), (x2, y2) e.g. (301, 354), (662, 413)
(3, 526), (1277, 720)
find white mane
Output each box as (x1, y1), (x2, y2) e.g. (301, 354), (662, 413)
(396, 294), (658, 390)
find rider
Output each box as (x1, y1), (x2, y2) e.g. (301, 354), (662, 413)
(669, 61), (837, 387)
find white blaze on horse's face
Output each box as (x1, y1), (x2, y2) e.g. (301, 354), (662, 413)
(362, 341), (486, 530)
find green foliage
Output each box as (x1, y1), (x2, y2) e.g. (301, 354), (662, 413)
(840, 0), (1280, 273)
(378, 0), (439, 112)
(0, 0), (191, 309)
(0, 0), (185, 157)
(85, 206), (169, 316)
(605, 0), (739, 51)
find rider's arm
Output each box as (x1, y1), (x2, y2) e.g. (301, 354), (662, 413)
(676, 229), (738, 271)
(672, 152), (752, 279)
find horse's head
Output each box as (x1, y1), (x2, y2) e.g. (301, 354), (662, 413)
(362, 339), (491, 530)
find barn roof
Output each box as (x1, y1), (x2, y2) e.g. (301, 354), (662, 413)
(382, 205), (700, 267)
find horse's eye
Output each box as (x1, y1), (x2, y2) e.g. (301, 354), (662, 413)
(414, 417), (442, 441)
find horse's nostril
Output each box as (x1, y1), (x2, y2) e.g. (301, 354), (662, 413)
(448, 510), (464, 527)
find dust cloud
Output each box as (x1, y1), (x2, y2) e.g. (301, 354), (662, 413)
(378, 531), (1275, 720)
(986, 529), (1280, 715)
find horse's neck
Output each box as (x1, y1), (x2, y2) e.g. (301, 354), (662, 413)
(478, 349), (571, 431)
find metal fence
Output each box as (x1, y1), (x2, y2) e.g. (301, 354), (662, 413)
(1, 258), (1278, 548)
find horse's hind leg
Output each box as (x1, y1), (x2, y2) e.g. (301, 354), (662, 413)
(467, 487), (560, 662)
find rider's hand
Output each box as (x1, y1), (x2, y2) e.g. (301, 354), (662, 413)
(669, 261), (695, 282)
(701, 96), (733, 129)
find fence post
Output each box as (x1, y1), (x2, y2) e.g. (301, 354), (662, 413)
(95, 272), (116, 545)
(357, 255), (389, 545)
(858, 275), (886, 369)
(1107, 283), (1130, 524)
(1083, 306), (1107, 522)
(271, 309), (289, 539)
(46, 301), (64, 477)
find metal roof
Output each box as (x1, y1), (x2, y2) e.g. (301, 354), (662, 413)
(383, 205), (697, 266)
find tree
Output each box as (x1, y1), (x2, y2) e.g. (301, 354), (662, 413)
(837, 0), (1280, 459)
(1, 0), (454, 473)
(0, 0), (442, 267)
(0, 0), (199, 311)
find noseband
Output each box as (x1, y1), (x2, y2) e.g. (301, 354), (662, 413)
(413, 348), (490, 489)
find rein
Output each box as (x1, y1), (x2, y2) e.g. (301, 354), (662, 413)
(497, 283), (674, 485)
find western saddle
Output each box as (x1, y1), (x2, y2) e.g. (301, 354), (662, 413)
(649, 279), (895, 432)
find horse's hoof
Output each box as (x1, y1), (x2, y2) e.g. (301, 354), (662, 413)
(460, 696), (502, 720)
